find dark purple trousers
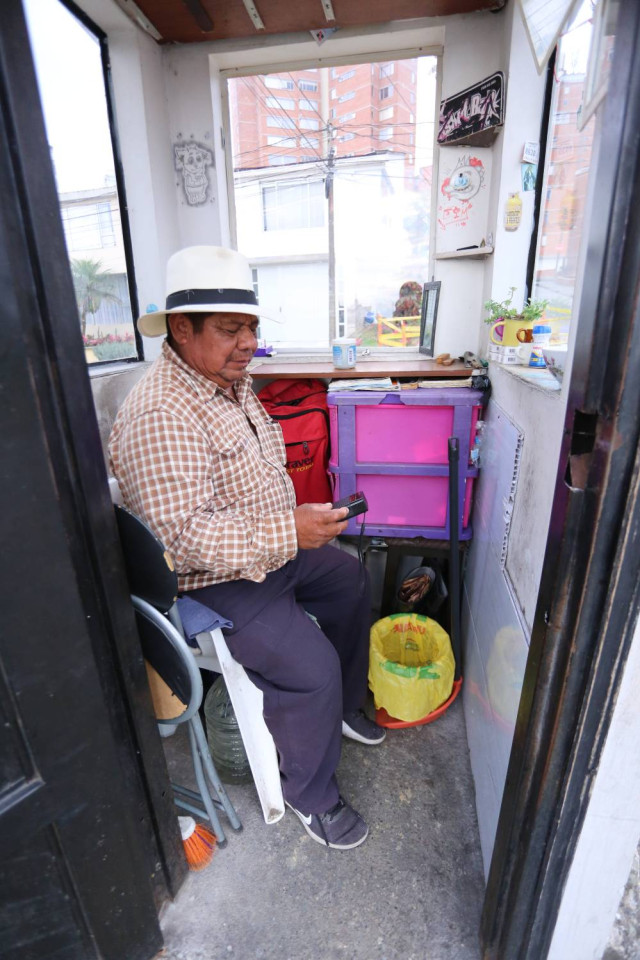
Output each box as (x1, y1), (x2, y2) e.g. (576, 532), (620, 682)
(187, 545), (371, 814)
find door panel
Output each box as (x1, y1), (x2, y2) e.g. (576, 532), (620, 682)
(0, 1), (183, 956)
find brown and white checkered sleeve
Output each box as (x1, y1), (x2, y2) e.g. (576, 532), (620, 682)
(114, 408), (298, 584)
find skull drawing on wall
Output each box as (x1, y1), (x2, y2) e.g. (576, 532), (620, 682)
(174, 140), (213, 205)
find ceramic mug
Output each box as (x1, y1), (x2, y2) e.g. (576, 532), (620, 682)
(517, 344), (546, 367)
(517, 327), (533, 343)
(490, 319), (525, 347)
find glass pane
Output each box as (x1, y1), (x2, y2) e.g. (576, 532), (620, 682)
(531, 2), (599, 350)
(228, 57), (437, 349)
(24, 0), (137, 364)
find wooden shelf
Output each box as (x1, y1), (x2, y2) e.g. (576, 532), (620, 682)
(434, 246), (494, 261)
(249, 359), (471, 379)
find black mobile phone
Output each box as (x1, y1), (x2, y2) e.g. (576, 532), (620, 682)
(333, 491), (368, 520)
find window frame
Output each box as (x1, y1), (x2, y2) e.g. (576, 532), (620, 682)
(220, 46), (442, 354)
(45, 0), (142, 367)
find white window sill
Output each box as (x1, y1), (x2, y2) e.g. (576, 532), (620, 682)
(88, 360), (149, 379)
(489, 360), (562, 393)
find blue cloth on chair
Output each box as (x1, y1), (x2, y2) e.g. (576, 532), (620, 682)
(177, 595), (233, 641)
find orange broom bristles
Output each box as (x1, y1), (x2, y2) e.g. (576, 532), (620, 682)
(178, 816), (217, 870)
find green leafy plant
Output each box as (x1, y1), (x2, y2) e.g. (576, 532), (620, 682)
(71, 258), (121, 336)
(483, 287), (518, 323)
(483, 287), (548, 324)
(521, 297), (549, 324)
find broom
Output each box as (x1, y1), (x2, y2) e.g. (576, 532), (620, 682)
(178, 815), (217, 870)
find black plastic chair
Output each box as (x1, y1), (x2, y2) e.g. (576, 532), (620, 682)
(114, 504), (242, 846)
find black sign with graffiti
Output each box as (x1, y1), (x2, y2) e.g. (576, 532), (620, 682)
(438, 72), (505, 146)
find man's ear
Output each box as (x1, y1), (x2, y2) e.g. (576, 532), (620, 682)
(167, 313), (192, 344)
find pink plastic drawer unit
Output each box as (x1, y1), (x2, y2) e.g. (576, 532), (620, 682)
(328, 388), (483, 539)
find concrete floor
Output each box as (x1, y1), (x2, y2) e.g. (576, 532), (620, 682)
(159, 696), (485, 960)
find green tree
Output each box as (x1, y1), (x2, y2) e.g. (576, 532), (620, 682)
(71, 259), (120, 336)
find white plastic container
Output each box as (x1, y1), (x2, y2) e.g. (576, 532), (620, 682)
(332, 338), (357, 369)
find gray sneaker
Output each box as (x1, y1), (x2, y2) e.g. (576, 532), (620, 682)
(286, 797), (369, 849)
(342, 709), (386, 745)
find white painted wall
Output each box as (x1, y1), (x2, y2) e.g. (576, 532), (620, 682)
(433, 12), (506, 359)
(548, 614), (640, 960)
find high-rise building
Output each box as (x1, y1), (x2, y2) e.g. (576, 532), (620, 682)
(229, 60), (419, 171)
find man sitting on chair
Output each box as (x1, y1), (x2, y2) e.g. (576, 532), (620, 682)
(109, 245), (385, 850)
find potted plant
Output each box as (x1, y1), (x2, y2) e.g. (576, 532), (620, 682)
(484, 288), (548, 346)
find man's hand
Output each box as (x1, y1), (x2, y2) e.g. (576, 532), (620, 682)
(294, 503), (349, 550)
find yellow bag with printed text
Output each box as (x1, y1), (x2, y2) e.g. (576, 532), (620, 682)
(368, 613), (455, 722)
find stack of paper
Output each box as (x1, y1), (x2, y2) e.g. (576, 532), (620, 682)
(417, 378), (474, 388)
(328, 377), (398, 391)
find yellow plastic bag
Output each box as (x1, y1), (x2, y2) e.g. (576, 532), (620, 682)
(368, 613), (455, 722)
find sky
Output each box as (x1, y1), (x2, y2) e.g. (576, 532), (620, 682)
(23, 0), (116, 192)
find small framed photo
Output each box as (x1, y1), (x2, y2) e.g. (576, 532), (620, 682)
(419, 281), (441, 357)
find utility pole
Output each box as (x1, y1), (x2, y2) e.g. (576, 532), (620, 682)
(326, 122), (336, 341)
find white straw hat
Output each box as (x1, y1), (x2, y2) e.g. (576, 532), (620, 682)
(138, 245), (271, 337)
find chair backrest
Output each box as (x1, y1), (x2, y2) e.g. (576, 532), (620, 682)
(132, 596), (203, 724)
(114, 504), (178, 614)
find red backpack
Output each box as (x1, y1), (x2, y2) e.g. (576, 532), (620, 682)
(257, 378), (332, 505)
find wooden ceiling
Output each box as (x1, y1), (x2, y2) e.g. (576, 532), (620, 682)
(129, 0), (507, 44)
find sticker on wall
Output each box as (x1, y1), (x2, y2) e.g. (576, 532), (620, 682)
(174, 139), (213, 205)
(504, 192), (523, 231)
(521, 163), (537, 192)
(436, 147), (491, 250)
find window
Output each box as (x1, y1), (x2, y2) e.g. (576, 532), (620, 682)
(227, 57), (436, 349)
(267, 116), (296, 129)
(380, 85), (393, 100)
(299, 99), (319, 111)
(262, 181), (325, 231)
(267, 136), (297, 147)
(97, 201), (116, 246)
(530, 1), (600, 348)
(266, 96), (295, 110)
(380, 63), (394, 78)
(24, 0), (138, 364)
(338, 69), (355, 82)
(298, 80), (318, 92)
(265, 77), (295, 90)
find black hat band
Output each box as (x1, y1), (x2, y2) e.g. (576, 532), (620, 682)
(165, 288), (258, 310)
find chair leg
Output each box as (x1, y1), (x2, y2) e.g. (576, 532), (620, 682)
(187, 720), (228, 845)
(191, 715), (242, 832)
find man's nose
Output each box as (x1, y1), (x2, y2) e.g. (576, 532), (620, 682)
(238, 326), (257, 350)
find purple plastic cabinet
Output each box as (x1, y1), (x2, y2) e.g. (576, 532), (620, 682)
(328, 388), (483, 539)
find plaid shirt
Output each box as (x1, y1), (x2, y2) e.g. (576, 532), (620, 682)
(109, 342), (298, 590)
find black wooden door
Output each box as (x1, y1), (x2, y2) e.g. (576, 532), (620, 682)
(0, 2), (185, 957)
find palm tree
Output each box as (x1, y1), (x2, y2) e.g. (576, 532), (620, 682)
(71, 259), (121, 336)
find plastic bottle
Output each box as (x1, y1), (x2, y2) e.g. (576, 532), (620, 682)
(204, 675), (253, 784)
(470, 421), (484, 467)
